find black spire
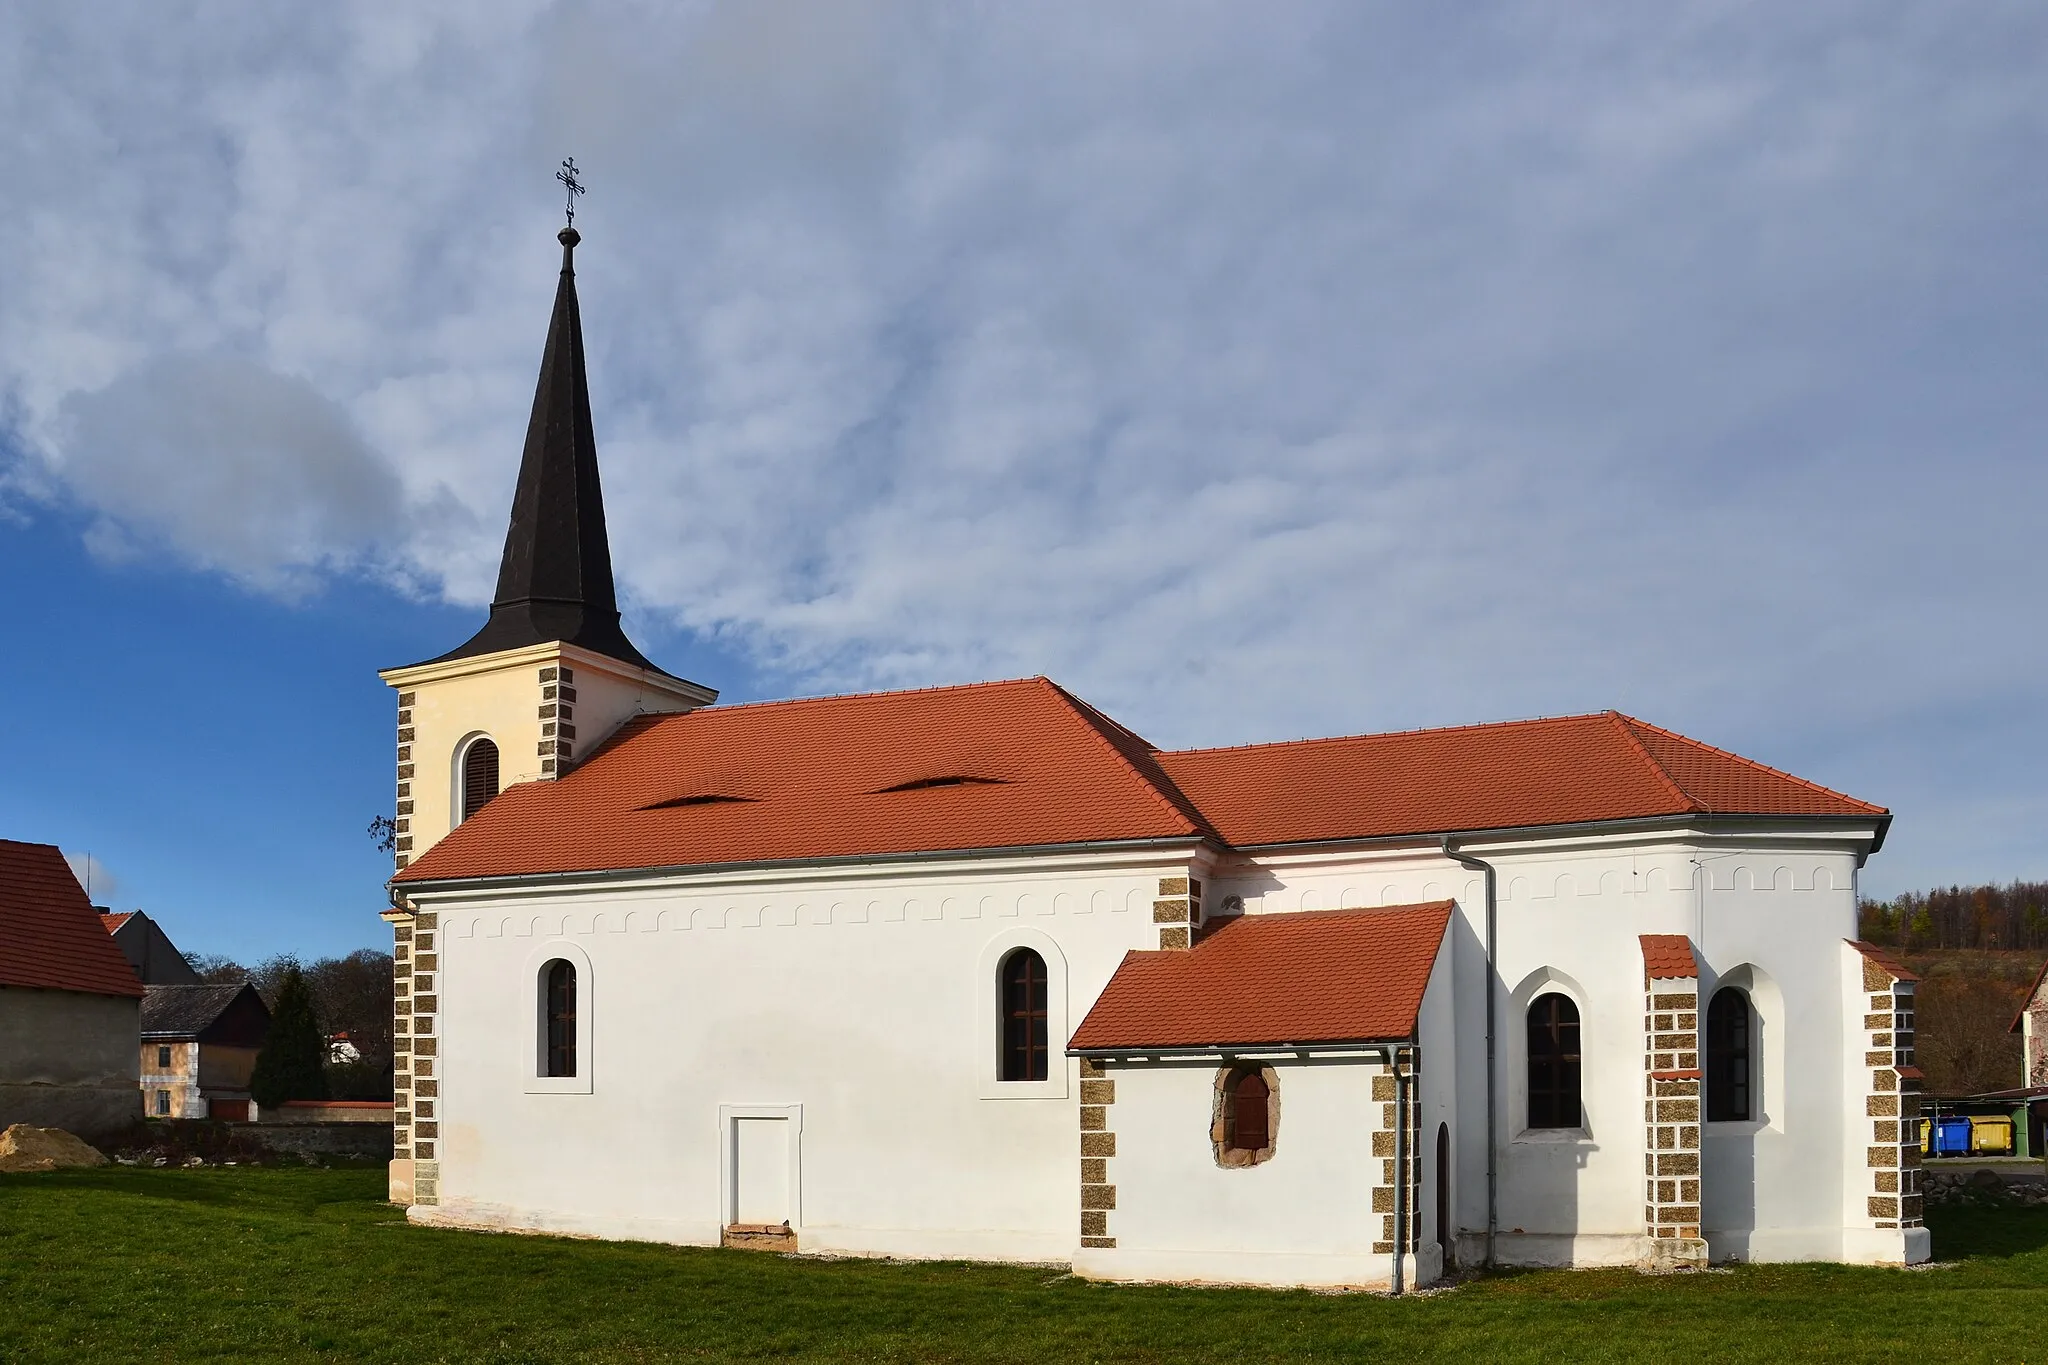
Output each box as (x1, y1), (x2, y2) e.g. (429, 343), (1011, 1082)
(424, 226), (664, 673)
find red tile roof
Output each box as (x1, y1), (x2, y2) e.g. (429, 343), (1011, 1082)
(398, 678), (1206, 885)
(100, 911), (135, 934)
(1640, 934), (1699, 982)
(0, 840), (145, 998)
(393, 682), (1889, 884)
(1068, 902), (1453, 1051)
(1155, 711), (1886, 849)
(1847, 940), (1920, 985)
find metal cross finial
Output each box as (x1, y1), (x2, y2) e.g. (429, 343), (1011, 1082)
(557, 157), (586, 227)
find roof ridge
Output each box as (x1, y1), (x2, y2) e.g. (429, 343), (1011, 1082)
(1616, 714), (1888, 817)
(1160, 711), (1618, 759)
(1038, 680), (1209, 838)
(698, 676), (1047, 716)
(1604, 711), (1700, 814)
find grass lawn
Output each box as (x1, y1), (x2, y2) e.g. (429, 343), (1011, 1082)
(2, 1166), (2045, 1363)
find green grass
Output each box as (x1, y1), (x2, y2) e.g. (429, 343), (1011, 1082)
(2, 1167), (2045, 1363)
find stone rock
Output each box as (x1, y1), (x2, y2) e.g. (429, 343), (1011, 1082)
(0, 1124), (110, 1173)
(1968, 1168), (2006, 1192)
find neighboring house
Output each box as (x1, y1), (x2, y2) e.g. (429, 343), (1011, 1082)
(100, 910), (202, 985)
(139, 983), (271, 1122)
(2015, 959), (2048, 1091)
(368, 223), (1924, 1289)
(0, 839), (145, 1138)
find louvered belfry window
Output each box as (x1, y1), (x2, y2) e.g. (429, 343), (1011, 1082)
(462, 738), (501, 822)
(545, 959), (577, 1077)
(1225, 1068), (1270, 1152)
(1527, 993), (1582, 1129)
(1000, 948), (1048, 1082)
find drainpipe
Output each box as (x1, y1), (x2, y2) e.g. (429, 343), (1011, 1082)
(1443, 835), (1498, 1269)
(1392, 1050), (1410, 1295)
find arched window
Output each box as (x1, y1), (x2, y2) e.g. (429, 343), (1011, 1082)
(999, 948), (1048, 1082)
(1527, 992), (1582, 1129)
(544, 959), (577, 1077)
(1706, 987), (1752, 1122)
(1224, 1067), (1270, 1153)
(461, 738), (500, 823)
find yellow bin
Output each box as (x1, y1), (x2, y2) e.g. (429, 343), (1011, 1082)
(1968, 1115), (2014, 1156)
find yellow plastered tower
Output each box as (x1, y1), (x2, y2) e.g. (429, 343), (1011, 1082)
(377, 224), (715, 1207)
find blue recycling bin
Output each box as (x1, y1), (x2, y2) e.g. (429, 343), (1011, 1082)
(1934, 1116), (1973, 1156)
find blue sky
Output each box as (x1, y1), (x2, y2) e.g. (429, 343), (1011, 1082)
(2, 3), (2044, 960)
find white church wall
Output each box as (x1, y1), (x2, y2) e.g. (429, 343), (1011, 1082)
(1209, 827), (1878, 1269)
(408, 817), (1897, 1275)
(1075, 1057), (1389, 1288)
(411, 847), (1201, 1259)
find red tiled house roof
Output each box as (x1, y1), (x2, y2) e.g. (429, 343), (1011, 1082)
(395, 684), (1888, 885)
(99, 911), (136, 933)
(1069, 903), (1454, 1051)
(0, 840), (145, 998)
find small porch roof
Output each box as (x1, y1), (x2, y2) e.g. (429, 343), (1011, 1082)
(1068, 902), (1453, 1055)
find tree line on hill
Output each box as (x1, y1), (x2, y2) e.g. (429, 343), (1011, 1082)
(1857, 879), (2048, 950)
(185, 949), (393, 1105)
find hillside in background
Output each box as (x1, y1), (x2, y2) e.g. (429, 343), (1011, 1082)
(1890, 949), (2042, 1097)
(1858, 880), (2048, 951)
(1855, 881), (2044, 1095)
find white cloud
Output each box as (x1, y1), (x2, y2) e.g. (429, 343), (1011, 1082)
(63, 851), (119, 906)
(1, 2), (2044, 891)
(58, 354), (405, 592)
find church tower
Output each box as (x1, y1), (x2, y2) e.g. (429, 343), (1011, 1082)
(379, 224), (716, 874)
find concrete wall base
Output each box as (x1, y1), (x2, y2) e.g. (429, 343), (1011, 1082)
(1841, 1225), (1931, 1266)
(1073, 1243), (1443, 1291)
(1641, 1237), (1709, 1271)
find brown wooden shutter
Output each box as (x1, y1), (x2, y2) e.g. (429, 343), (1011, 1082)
(463, 739), (501, 822)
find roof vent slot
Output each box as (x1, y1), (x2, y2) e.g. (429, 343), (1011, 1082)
(639, 793), (759, 811)
(875, 775), (1009, 794)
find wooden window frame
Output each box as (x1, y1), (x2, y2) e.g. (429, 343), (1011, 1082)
(544, 959), (577, 1078)
(999, 948), (1049, 1083)
(524, 941), (594, 1095)
(1212, 1064), (1280, 1167)
(1705, 986), (1752, 1123)
(1526, 992), (1582, 1131)
(976, 931), (1069, 1099)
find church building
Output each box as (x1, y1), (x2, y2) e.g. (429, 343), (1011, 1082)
(378, 223), (1928, 1288)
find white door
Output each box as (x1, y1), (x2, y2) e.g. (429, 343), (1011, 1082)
(733, 1116), (791, 1226)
